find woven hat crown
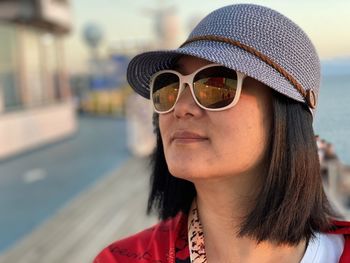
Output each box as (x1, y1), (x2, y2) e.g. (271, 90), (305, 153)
(127, 4), (321, 113)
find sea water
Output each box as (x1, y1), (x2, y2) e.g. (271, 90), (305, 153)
(314, 74), (350, 165)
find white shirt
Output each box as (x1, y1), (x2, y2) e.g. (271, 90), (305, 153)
(300, 232), (344, 263)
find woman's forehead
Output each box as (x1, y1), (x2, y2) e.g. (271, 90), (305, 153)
(173, 55), (213, 74)
(174, 55), (267, 91)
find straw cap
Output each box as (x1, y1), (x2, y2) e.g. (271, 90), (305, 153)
(127, 4), (321, 113)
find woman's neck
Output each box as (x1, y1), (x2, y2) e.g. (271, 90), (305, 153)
(194, 176), (307, 263)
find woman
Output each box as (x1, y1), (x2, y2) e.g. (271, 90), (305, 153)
(94, 4), (350, 262)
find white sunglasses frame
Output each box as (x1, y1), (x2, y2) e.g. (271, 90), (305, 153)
(150, 64), (247, 114)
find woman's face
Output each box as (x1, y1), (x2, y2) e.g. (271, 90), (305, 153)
(159, 55), (273, 181)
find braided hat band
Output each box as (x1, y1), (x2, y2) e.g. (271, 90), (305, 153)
(127, 4), (321, 115)
(180, 35), (317, 109)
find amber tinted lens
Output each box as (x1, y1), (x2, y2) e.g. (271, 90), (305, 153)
(193, 66), (238, 109)
(152, 72), (180, 112)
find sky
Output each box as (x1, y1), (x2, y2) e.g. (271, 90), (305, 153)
(66, 0), (350, 74)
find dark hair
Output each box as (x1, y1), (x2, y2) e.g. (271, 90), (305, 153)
(146, 90), (340, 245)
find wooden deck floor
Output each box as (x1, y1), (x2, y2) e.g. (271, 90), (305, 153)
(0, 157), (158, 263)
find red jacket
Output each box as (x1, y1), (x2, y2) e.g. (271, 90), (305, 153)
(94, 212), (350, 263)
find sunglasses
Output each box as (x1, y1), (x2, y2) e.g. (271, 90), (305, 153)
(150, 64), (246, 114)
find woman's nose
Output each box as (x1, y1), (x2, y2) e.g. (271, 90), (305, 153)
(173, 84), (203, 118)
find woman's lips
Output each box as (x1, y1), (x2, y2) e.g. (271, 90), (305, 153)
(170, 131), (209, 144)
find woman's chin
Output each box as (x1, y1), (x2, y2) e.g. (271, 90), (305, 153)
(168, 164), (217, 182)
(168, 165), (201, 181)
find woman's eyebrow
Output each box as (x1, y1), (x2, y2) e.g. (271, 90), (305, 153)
(172, 62), (182, 70)
(172, 62), (189, 75)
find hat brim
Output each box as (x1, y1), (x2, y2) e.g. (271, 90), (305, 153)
(127, 40), (305, 104)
